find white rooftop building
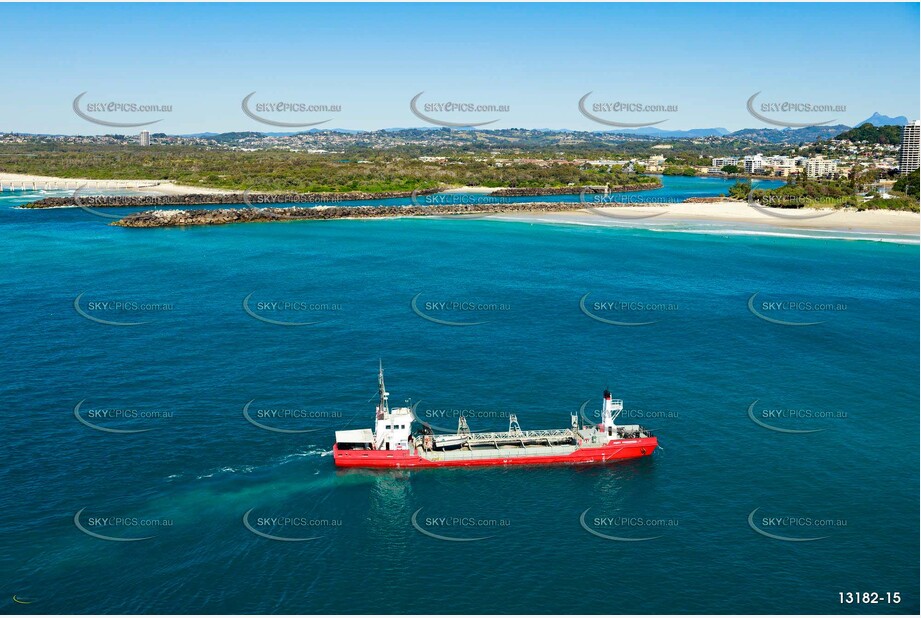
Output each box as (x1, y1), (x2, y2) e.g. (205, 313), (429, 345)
(743, 155), (765, 174)
(899, 120), (920, 175)
(712, 156), (740, 168)
(805, 157), (838, 178)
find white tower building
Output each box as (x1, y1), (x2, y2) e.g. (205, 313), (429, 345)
(899, 120), (920, 175)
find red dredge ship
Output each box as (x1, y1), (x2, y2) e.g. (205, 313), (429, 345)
(333, 365), (658, 469)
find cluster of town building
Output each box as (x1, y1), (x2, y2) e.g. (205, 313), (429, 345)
(2, 121), (918, 180)
(444, 154), (669, 172)
(713, 121), (919, 178)
(709, 154), (840, 178)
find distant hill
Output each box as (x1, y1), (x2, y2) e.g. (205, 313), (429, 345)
(728, 125), (851, 144)
(835, 124), (903, 144)
(856, 112), (908, 127)
(604, 127), (730, 138)
(179, 129), (361, 138)
(208, 132), (265, 142)
(19, 124), (903, 146)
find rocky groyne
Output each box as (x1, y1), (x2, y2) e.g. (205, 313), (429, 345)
(23, 189), (438, 209)
(112, 200), (625, 228)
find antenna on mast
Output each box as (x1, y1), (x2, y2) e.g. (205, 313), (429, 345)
(377, 359), (390, 419)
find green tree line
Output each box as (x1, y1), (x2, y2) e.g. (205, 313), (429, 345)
(0, 145), (659, 193)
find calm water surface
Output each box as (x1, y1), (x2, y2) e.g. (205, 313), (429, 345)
(1, 178), (917, 614)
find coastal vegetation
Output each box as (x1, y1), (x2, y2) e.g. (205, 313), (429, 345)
(1, 137), (912, 212)
(0, 144), (659, 193)
(728, 172), (920, 213)
(893, 169), (919, 198)
(661, 165), (699, 176)
(834, 124), (903, 145)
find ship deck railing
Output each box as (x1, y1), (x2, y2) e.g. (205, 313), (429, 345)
(421, 443), (579, 462)
(455, 428), (577, 446)
(414, 427), (652, 457)
(443, 427), (652, 445)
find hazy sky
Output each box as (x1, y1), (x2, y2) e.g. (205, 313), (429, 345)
(1, 2), (918, 134)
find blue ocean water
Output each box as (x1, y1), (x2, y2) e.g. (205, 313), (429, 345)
(1, 178), (918, 614)
(21, 174), (786, 215)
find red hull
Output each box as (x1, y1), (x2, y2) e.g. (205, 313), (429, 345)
(333, 437), (657, 468)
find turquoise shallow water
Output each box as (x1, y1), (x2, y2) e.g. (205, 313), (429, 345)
(1, 178), (918, 614)
(17, 174), (785, 213)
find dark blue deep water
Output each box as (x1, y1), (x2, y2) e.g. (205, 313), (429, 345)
(1, 178), (918, 614)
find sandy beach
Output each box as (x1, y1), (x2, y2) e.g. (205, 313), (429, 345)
(3, 172), (917, 236)
(0, 172), (233, 195)
(495, 202), (920, 237)
(137, 182), (233, 196)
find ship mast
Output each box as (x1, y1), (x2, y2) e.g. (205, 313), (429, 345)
(377, 360), (390, 420)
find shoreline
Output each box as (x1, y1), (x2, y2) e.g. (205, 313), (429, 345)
(21, 188), (440, 209)
(4, 171), (916, 237)
(544, 202), (921, 235)
(493, 207), (920, 243)
(0, 172), (235, 196)
(137, 182), (234, 196)
(109, 200), (920, 237)
(2, 169), (662, 207)
(18, 181), (662, 209)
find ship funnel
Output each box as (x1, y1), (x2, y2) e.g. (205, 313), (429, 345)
(601, 388), (621, 433)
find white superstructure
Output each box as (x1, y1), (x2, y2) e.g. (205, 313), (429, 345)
(372, 362), (413, 450)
